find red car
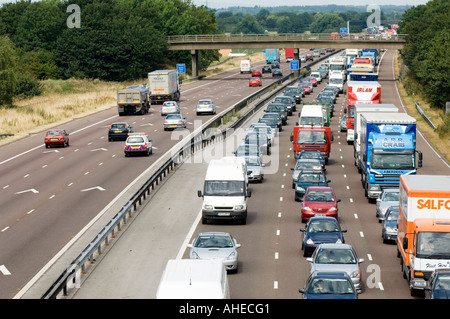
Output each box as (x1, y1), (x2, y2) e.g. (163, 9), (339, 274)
(305, 76), (317, 87)
(251, 70), (262, 77)
(44, 129), (69, 148)
(298, 83), (311, 95)
(300, 186), (341, 223)
(249, 77), (262, 87)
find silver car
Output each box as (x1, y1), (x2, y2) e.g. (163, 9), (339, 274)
(307, 243), (364, 292)
(376, 188), (399, 222)
(248, 123), (276, 145)
(244, 155), (264, 183)
(340, 114), (347, 132)
(163, 113), (187, 131)
(196, 99), (216, 115)
(187, 232), (241, 273)
(291, 158), (325, 188)
(161, 101), (180, 116)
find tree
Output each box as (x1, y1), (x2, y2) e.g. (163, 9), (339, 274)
(232, 14), (265, 34)
(0, 36), (18, 106)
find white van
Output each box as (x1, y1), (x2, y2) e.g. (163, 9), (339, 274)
(298, 104), (324, 127)
(240, 60), (252, 74)
(156, 259), (230, 299)
(328, 72), (344, 93)
(198, 158), (251, 225)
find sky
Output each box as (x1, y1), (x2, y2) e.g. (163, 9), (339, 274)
(192, 0), (431, 8)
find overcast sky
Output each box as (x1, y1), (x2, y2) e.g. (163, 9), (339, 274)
(192, 0), (430, 8)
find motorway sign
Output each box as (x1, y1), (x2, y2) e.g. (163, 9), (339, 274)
(290, 60), (300, 70)
(177, 63), (186, 74)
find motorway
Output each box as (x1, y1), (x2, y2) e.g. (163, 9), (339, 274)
(1, 48), (321, 299)
(66, 49), (449, 299)
(4, 49), (449, 300)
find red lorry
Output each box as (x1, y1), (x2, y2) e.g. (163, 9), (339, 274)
(285, 48), (294, 62)
(290, 126), (332, 164)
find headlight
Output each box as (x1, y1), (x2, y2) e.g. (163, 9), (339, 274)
(303, 206), (312, 212)
(306, 238), (314, 245)
(227, 251), (237, 260)
(336, 238), (343, 244)
(204, 204), (213, 210)
(350, 270), (360, 279)
(328, 207), (337, 212)
(296, 186), (305, 191)
(235, 205), (245, 210)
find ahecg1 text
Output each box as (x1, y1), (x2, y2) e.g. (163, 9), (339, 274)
(179, 303), (270, 316)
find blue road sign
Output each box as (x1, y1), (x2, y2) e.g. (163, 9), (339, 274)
(340, 28), (348, 33)
(177, 64), (186, 74)
(290, 60), (299, 70)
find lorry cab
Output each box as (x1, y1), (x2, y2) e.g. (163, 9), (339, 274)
(397, 175), (450, 296)
(290, 125), (332, 163)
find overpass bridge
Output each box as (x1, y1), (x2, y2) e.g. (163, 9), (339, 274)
(166, 33), (407, 76)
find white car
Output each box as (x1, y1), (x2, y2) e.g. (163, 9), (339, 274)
(310, 72), (322, 84)
(161, 101), (180, 116)
(196, 99), (216, 115)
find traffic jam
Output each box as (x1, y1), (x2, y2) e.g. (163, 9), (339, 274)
(42, 47), (450, 300)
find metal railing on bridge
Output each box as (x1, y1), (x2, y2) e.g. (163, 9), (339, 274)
(166, 33), (406, 43)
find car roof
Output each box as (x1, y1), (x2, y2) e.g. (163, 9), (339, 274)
(306, 186), (333, 192)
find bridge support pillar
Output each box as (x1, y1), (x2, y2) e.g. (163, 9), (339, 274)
(191, 49), (198, 78)
(294, 48), (300, 77)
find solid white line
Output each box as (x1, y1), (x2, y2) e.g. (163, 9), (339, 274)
(0, 265), (11, 276)
(176, 209), (202, 260)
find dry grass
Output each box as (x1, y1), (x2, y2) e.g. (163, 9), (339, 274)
(0, 51), (267, 146)
(393, 51), (450, 161)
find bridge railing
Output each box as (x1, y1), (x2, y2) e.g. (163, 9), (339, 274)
(166, 33), (407, 42)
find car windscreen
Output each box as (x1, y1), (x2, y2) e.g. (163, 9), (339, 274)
(307, 278), (355, 294)
(299, 117), (323, 127)
(305, 190), (335, 202)
(127, 137), (144, 143)
(193, 234), (234, 248)
(315, 248), (357, 264)
(299, 173), (326, 183)
(307, 220), (340, 233)
(204, 180), (245, 196)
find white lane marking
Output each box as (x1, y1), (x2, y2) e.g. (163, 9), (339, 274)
(0, 265), (11, 275)
(81, 186), (106, 192)
(15, 189), (39, 194)
(0, 115), (118, 166)
(274, 281), (279, 289)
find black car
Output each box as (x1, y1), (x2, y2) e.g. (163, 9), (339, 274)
(425, 269), (450, 299)
(274, 95), (296, 114)
(272, 68), (283, 77)
(271, 61), (280, 69)
(262, 65), (272, 73)
(283, 86), (302, 104)
(265, 102), (288, 125)
(259, 113), (283, 131)
(108, 122), (133, 141)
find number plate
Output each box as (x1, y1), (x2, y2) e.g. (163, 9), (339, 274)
(217, 212), (230, 216)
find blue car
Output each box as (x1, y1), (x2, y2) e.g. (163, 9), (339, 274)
(425, 269), (450, 299)
(300, 216), (346, 257)
(295, 170), (330, 201)
(297, 150), (325, 167)
(299, 271), (358, 299)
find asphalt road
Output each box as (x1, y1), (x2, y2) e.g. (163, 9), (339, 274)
(59, 49), (450, 300)
(1, 49), (321, 299)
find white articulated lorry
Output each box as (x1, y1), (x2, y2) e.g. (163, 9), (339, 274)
(148, 69), (180, 104)
(353, 104), (399, 172)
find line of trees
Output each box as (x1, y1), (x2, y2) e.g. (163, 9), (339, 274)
(216, 9), (390, 34)
(0, 0), (219, 106)
(399, 0), (450, 110)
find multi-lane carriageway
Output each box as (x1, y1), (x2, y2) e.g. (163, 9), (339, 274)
(3, 49), (449, 300)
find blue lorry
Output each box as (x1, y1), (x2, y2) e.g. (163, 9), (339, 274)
(264, 49), (280, 64)
(360, 49), (379, 65)
(359, 112), (423, 202)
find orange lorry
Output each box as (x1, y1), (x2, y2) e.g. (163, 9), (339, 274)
(397, 175), (450, 296)
(290, 125), (332, 163)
